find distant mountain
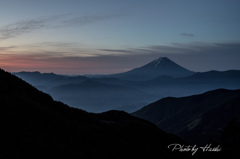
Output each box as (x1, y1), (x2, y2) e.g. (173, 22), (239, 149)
(107, 57), (195, 80)
(187, 70), (240, 80)
(14, 71), (88, 91)
(132, 89), (240, 146)
(144, 70), (240, 97)
(14, 71), (160, 113)
(0, 68), (184, 158)
(49, 79), (155, 112)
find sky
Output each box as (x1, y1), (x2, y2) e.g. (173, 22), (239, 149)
(0, 0), (240, 75)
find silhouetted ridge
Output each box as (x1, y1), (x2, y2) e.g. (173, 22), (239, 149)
(0, 68), (185, 158)
(132, 88), (240, 147)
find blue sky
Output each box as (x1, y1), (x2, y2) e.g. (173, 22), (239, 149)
(0, 0), (240, 74)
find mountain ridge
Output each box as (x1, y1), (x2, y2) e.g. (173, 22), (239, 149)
(132, 88), (240, 146)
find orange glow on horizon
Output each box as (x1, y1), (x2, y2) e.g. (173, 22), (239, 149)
(0, 53), (124, 75)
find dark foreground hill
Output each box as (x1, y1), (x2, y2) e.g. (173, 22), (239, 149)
(132, 89), (240, 153)
(0, 68), (185, 159)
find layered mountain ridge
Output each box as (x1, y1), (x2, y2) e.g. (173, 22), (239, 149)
(14, 57), (240, 113)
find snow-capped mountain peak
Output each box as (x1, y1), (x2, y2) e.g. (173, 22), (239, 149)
(105, 57), (195, 80)
(152, 57), (169, 67)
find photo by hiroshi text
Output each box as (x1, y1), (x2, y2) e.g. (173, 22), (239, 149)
(168, 143), (221, 156)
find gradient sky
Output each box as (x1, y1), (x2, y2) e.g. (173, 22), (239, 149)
(0, 0), (240, 74)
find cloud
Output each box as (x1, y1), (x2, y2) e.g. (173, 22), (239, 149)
(98, 43), (201, 55)
(0, 46), (18, 51)
(180, 33), (194, 37)
(0, 14), (123, 40)
(0, 42), (98, 59)
(98, 42), (240, 57)
(61, 14), (122, 27)
(0, 20), (42, 39)
(0, 14), (67, 40)
(98, 49), (136, 54)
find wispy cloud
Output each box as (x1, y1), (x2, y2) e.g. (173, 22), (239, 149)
(180, 33), (194, 37)
(0, 41), (121, 59)
(98, 43), (201, 55)
(0, 46), (18, 51)
(61, 14), (122, 27)
(0, 14), (67, 40)
(0, 14), (122, 40)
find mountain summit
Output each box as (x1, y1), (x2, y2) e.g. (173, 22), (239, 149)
(147, 57), (175, 67)
(111, 57), (194, 80)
